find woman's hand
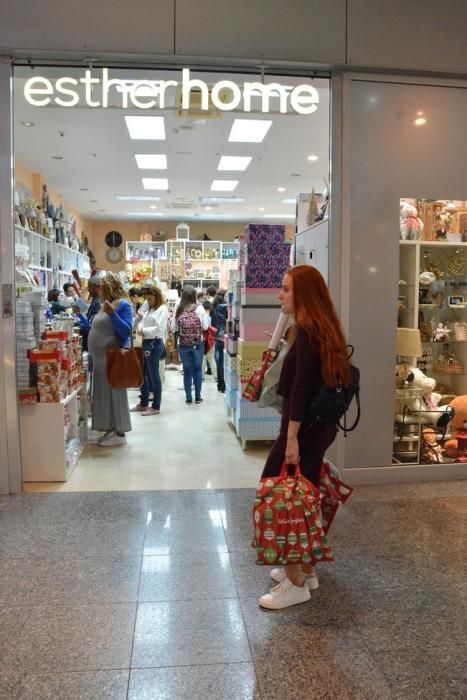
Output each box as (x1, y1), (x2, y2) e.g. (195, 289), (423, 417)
(285, 436), (299, 465)
(103, 300), (114, 315)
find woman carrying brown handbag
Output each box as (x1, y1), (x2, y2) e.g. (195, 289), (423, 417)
(82, 273), (133, 447)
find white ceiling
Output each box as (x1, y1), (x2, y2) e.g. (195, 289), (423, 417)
(14, 67), (330, 224)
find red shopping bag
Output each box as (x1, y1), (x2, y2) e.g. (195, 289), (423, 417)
(252, 462), (333, 566)
(319, 461), (353, 533)
(204, 325), (217, 354)
(242, 348), (276, 402)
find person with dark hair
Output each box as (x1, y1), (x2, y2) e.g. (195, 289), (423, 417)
(47, 288), (67, 315)
(132, 285), (168, 416)
(128, 287), (142, 314)
(171, 286), (208, 404)
(211, 290), (228, 393)
(73, 275), (101, 351)
(257, 265), (351, 610)
(206, 285), (217, 303)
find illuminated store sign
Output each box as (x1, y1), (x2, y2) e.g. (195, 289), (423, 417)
(23, 68), (319, 115)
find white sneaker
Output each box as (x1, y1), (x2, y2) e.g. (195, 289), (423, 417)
(98, 433), (127, 447)
(97, 430), (114, 443)
(141, 408), (160, 416)
(270, 567), (319, 591)
(258, 576), (311, 610)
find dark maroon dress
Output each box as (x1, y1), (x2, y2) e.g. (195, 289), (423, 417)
(261, 326), (337, 487)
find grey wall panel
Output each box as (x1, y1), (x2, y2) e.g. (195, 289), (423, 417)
(344, 78), (467, 468)
(348, 0), (467, 74)
(0, 0), (174, 55)
(175, 0), (346, 64)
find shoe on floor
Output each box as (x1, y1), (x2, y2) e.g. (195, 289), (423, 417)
(195, 398), (203, 404)
(270, 567), (319, 591)
(98, 433), (127, 447)
(206, 368), (212, 375)
(97, 430), (114, 443)
(141, 407), (160, 416)
(185, 399), (193, 405)
(258, 577), (311, 610)
(130, 403), (145, 412)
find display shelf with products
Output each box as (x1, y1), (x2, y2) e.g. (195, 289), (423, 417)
(396, 236), (467, 465)
(14, 224), (91, 292)
(20, 386), (87, 481)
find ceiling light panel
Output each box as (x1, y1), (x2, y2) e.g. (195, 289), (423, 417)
(126, 212), (165, 216)
(115, 195), (161, 201)
(217, 156), (252, 171)
(142, 178), (169, 190)
(199, 196), (245, 204)
(124, 116), (165, 140)
(280, 198), (296, 204)
(228, 119), (272, 143)
(134, 154), (168, 169)
(211, 180), (239, 192)
(263, 214), (296, 219)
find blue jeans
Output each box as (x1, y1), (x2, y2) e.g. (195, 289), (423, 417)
(215, 339), (225, 390)
(140, 338), (164, 410)
(178, 342), (204, 401)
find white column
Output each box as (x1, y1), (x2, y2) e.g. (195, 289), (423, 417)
(0, 57), (22, 493)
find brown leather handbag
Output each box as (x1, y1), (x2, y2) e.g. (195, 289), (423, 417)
(106, 328), (144, 390)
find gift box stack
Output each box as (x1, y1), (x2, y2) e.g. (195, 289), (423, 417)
(228, 224), (290, 443)
(16, 300), (38, 405)
(29, 331), (85, 403)
(22, 290), (47, 343)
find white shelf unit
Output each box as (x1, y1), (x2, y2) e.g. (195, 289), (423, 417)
(20, 387), (88, 482)
(14, 224), (91, 291)
(126, 239), (239, 290)
(396, 240), (467, 465)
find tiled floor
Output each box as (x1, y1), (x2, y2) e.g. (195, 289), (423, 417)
(1, 482), (467, 698)
(23, 369), (269, 493)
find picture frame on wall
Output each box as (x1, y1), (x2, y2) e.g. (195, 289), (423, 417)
(448, 295), (465, 308)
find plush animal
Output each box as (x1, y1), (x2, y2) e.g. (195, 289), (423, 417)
(422, 427), (443, 463)
(444, 395), (467, 460)
(400, 202), (424, 240)
(396, 365), (452, 427)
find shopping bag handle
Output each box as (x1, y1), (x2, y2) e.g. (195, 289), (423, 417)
(279, 461), (301, 478)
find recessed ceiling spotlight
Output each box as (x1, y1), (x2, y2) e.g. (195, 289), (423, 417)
(149, 205), (157, 210)
(205, 206), (212, 210)
(52, 156), (63, 160)
(277, 187), (286, 192)
(307, 155), (319, 161)
(258, 207), (265, 211)
(414, 116), (427, 126)
(21, 121), (35, 127)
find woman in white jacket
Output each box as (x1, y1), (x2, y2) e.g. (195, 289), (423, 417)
(131, 285), (168, 416)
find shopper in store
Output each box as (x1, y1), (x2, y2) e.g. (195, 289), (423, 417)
(206, 285), (217, 303)
(171, 285), (209, 404)
(202, 299), (216, 381)
(211, 289), (228, 393)
(256, 265), (351, 610)
(47, 288), (67, 316)
(73, 275), (101, 351)
(131, 285), (168, 416)
(129, 287), (143, 316)
(82, 272), (133, 447)
(62, 281), (77, 308)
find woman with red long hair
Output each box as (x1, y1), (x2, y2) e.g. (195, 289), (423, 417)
(257, 265), (351, 610)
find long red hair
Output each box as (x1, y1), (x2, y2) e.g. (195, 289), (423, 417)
(287, 265), (351, 386)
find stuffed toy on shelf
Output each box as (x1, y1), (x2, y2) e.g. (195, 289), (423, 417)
(400, 201), (424, 240)
(444, 395), (467, 461)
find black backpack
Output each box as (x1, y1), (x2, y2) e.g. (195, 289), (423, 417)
(307, 346), (361, 436)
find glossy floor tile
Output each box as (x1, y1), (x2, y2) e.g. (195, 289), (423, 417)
(3, 481), (467, 697)
(23, 372), (269, 492)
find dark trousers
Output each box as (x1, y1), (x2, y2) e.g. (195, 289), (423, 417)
(140, 338), (164, 410)
(261, 400), (337, 487)
(178, 342), (204, 401)
(214, 339), (225, 390)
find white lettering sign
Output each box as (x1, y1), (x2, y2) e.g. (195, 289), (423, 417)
(24, 68), (319, 115)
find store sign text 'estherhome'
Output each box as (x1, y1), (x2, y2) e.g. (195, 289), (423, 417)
(23, 68), (319, 115)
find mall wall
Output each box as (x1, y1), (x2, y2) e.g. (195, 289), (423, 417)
(0, 1), (466, 76)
